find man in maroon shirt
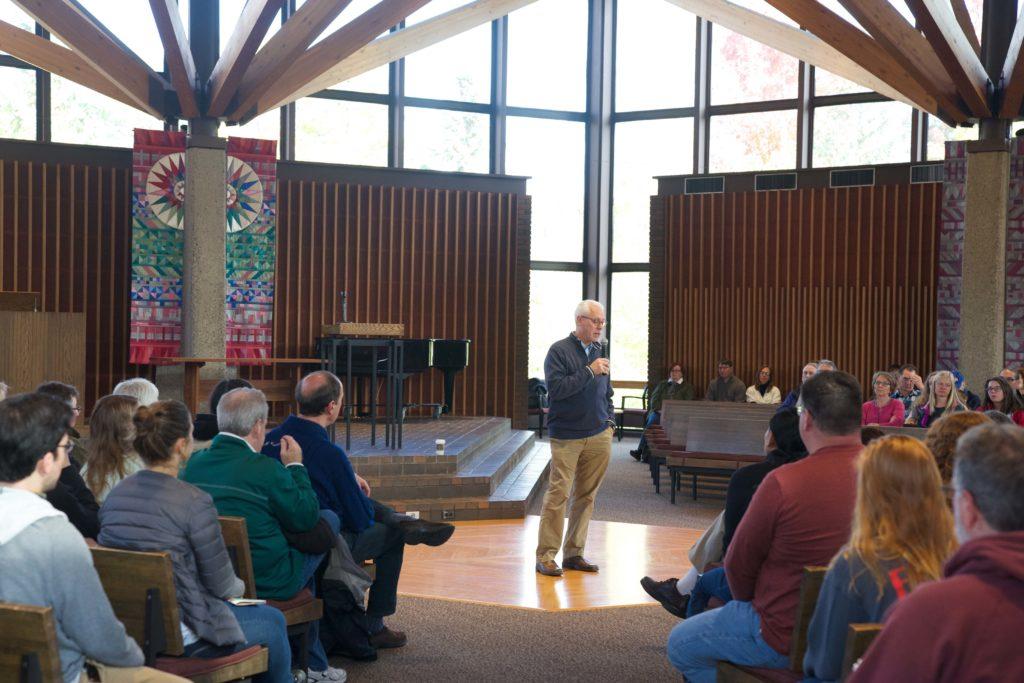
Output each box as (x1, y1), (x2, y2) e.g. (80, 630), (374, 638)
(667, 371), (862, 682)
(849, 424), (1024, 682)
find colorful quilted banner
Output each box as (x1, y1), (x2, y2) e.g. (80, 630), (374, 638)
(129, 129), (277, 363)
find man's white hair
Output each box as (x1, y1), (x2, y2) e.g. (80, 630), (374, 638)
(574, 299), (604, 318)
(112, 377), (160, 406)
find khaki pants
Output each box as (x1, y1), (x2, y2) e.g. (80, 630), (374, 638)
(687, 510), (725, 573)
(82, 661), (188, 683)
(536, 427), (612, 562)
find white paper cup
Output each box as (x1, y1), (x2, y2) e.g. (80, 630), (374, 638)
(435, 438), (446, 455)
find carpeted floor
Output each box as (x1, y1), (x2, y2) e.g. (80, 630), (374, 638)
(332, 435), (720, 681)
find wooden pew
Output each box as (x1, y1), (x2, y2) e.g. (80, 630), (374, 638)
(841, 623), (882, 680)
(90, 547), (268, 682)
(666, 417), (768, 503)
(219, 516), (323, 672)
(717, 566), (827, 683)
(648, 402), (775, 494)
(0, 602), (61, 683)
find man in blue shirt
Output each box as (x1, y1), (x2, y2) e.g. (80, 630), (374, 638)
(536, 300), (615, 577)
(264, 371), (453, 649)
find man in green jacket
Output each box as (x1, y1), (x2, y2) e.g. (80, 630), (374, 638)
(182, 387), (346, 683)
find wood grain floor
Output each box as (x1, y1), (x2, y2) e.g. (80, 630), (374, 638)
(397, 515), (704, 611)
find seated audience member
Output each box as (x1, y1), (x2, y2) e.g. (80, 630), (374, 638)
(193, 378), (254, 444)
(803, 436), (956, 681)
(667, 372), (863, 681)
(35, 382), (99, 538)
(630, 362), (694, 460)
(985, 409), (1014, 424)
(891, 364), (924, 417)
(953, 369), (982, 410)
(860, 426), (885, 445)
(0, 393), (183, 682)
(1014, 367), (1024, 401)
(704, 359), (746, 402)
(100, 400), (291, 682)
(979, 376), (1024, 426)
(816, 359), (837, 372)
(861, 371), (904, 426)
(779, 362), (818, 410)
(745, 366), (781, 405)
(642, 408), (807, 617)
(182, 388), (345, 683)
(112, 377), (160, 406)
(80, 394), (142, 502)
(906, 370), (967, 427)
(1000, 367), (1016, 384)
(924, 411), (992, 485)
(849, 425), (1024, 682)
(264, 371), (455, 650)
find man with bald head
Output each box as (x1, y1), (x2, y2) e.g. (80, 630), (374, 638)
(264, 370), (453, 649)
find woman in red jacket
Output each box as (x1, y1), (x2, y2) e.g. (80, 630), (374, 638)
(861, 371), (905, 426)
(978, 376), (1024, 426)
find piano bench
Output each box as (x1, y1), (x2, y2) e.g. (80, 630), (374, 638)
(402, 403), (444, 420)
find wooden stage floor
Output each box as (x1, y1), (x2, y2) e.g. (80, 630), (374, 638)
(396, 515), (703, 611)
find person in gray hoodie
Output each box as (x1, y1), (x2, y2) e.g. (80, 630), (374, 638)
(0, 392), (183, 683)
(99, 400), (292, 683)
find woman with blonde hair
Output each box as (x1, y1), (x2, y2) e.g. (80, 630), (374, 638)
(803, 436), (957, 681)
(906, 370), (967, 427)
(81, 394), (142, 502)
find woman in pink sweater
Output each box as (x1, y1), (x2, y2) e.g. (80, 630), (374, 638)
(862, 371), (905, 426)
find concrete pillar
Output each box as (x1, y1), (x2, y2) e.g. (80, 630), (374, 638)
(182, 133), (227, 359)
(960, 141), (1009, 390)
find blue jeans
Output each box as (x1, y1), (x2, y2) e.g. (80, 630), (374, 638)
(226, 603), (291, 683)
(297, 509), (341, 672)
(686, 566), (733, 617)
(635, 411), (660, 454)
(667, 600), (789, 683)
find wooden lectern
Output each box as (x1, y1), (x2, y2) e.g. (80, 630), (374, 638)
(0, 293), (85, 395)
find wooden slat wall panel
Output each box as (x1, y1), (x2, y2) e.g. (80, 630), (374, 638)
(0, 159), (141, 410)
(1, 155), (529, 425)
(258, 180), (528, 427)
(650, 183), (941, 396)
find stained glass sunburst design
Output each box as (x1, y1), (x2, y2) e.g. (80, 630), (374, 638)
(226, 156), (264, 233)
(145, 152), (186, 230)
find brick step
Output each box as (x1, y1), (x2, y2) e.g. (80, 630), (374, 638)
(350, 417), (511, 477)
(457, 429), (537, 494)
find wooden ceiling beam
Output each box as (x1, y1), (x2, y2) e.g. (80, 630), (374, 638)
(149, 0), (200, 119)
(238, 0), (431, 120)
(11, 0), (167, 118)
(206, 0), (286, 118)
(905, 0), (991, 118)
(949, 0), (981, 58)
(0, 19), (147, 111)
(837, 0), (964, 116)
(228, 0), (355, 123)
(250, 0), (541, 117)
(661, 0), (928, 112)
(758, 0), (965, 123)
(999, 8), (1024, 119)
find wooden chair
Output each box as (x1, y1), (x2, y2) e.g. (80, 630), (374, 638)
(616, 384), (651, 441)
(0, 602), (61, 683)
(841, 623), (882, 680)
(90, 547), (268, 683)
(218, 516), (323, 672)
(716, 566), (827, 683)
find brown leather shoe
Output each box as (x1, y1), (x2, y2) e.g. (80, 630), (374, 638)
(535, 559), (563, 576)
(562, 555), (599, 572)
(369, 626), (407, 649)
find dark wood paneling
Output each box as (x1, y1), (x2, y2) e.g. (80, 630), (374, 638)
(0, 158), (140, 409)
(0, 142), (529, 426)
(262, 180), (529, 427)
(650, 184), (941, 396)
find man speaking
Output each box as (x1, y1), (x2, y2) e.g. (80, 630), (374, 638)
(535, 299), (615, 577)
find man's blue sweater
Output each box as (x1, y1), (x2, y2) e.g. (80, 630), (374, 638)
(264, 415), (375, 533)
(544, 333), (615, 439)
